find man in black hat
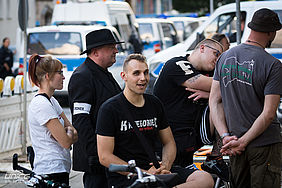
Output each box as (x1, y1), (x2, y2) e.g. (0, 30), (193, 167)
(68, 29), (123, 188)
(210, 8), (282, 188)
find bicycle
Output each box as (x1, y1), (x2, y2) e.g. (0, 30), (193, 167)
(12, 153), (70, 188)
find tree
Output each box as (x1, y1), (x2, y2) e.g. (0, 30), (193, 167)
(173, 0), (237, 15)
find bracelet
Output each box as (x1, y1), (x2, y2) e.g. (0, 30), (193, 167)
(220, 133), (230, 139)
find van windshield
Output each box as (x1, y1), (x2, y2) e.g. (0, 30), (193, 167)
(27, 32), (82, 55)
(138, 23), (154, 41)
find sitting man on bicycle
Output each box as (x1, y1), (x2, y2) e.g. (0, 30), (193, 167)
(96, 54), (214, 188)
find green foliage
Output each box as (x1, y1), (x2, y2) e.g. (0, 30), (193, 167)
(173, 0), (239, 15)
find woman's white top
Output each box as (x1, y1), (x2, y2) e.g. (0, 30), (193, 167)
(28, 95), (71, 174)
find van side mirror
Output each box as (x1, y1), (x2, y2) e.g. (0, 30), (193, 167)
(172, 34), (179, 45)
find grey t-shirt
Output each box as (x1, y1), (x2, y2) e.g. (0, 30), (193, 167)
(214, 43), (282, 147)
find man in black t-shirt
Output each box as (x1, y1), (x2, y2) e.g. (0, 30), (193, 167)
(153, 39), (225, 172)
(96, 54), (214, 188)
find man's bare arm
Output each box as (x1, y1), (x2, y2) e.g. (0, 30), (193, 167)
(182, 74), (212, 92)
(97, 135), (129, 175)
(209, 80), (238, 152)
(223, 94), (281, 154)
(158, 127), (176, 171)
(209, 80), (228, 135)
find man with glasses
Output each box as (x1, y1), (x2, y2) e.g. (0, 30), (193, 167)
(153, 39), (224, 174)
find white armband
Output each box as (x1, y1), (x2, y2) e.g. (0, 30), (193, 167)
(73, 102), (91, 115)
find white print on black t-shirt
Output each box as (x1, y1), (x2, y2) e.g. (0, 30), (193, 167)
(176, 61), (194, 75)
(120, 118), (158, 132)
(221, 57), (254, 87)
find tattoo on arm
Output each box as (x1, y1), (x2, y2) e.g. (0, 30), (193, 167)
(187, 74), (201, 83)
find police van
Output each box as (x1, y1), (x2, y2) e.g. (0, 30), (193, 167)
(146, 1), (282, 93)
(136, 18), (179, 58)
(167, 17), (204, 42)
(16, 25), (126, 97)
(51, 0), (140, 53)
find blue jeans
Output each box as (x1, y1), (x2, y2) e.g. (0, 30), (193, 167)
(83, 172), (108, 188)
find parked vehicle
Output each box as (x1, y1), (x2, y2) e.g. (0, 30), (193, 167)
(167, 17), (202, 42)
(16, 25), (126, 97)
(146, 1), (282, 93)
(277, 98), (282, 124)
(136, 18), (179, 58)
(51, 0), (140, 53)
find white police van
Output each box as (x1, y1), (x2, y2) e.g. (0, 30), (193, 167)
(51, 0), (139, 53)
(16, 25), (127, 97)
(146, 1), (282, 93)
(167, 17), (205, 42)
(136, 18), (179, 58)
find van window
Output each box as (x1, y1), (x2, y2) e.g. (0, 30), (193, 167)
(271, 10), (282, 48)
(139, 23), (154, 41)
(173, 21), (185, 40)
(188, 12), (246, 50)
(161, 23), (178, 46)
(27, 32), (82, 55)
(185, 22), (200, 40)
(204, 12), (246, 43)
(111, 14), (131, 43)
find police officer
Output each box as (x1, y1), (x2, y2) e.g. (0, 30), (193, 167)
(68, 29), (123, 188)
(0, 37), (14, 79)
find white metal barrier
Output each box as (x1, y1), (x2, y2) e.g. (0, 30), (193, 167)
(0, 75), (37, 159)
(0, 92), (35, 159)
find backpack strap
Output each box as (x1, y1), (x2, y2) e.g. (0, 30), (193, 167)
(35, 93), (52, 105)
(119, 96), (160, 169)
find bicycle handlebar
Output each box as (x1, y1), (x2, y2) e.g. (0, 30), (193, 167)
(109, 164), (131, 173)
(12, 153), (70, 188)
(13, 153), (33, 175)
(109, 161), (144, 179)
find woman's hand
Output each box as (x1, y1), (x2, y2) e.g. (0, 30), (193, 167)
(186, 88), (210, 101)
(65, 126), (78, 143)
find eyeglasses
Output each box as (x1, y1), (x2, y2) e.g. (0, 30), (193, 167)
(205, 45), (221, 57)
(55, 70), (64, 75)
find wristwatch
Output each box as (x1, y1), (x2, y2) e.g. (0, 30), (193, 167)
(220, 133), (230, 139)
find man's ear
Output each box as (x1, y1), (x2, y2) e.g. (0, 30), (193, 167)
(92, 48), (99, 57)
(199, 44), (205, 53)
(120, 71), (126, 81)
